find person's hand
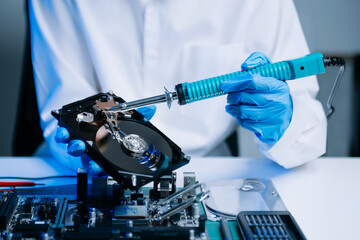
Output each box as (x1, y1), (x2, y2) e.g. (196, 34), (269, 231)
(54, 105), (157, 174)
(220, 52), (293, 145)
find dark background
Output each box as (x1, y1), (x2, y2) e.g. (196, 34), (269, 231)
(1, 0), (359, 157)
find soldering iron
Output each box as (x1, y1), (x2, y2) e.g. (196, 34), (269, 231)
(108, 52), (345, 119)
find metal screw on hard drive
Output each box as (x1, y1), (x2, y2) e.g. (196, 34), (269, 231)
(240, 184), (254, 192)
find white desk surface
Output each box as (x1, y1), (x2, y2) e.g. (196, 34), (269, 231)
(0, 156), (359, 240)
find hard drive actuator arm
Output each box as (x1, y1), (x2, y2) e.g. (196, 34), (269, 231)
(75, 95), (170, 172)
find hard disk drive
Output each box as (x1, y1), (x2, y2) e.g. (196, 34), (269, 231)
(51, 92), (190, 190)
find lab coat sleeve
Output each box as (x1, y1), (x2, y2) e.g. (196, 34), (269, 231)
(250, 0), (327, 168)
(29, 1), (99, 171)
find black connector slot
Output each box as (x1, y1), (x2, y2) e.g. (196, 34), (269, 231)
(0, 192), (17, 230)
(237, 211), (306, 240)
(12, 224), (49, 238)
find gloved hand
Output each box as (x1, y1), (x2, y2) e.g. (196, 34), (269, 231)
(54, 105), (157, 175)
(221, 52), (293, 145)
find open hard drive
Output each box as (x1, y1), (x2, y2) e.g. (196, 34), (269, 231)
(51, 92), (190, 190)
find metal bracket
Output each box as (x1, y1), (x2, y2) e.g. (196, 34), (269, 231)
(149, 181), (209, 222)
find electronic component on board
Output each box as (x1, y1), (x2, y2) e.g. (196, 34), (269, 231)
(237, 211), (306, 240)
(0, 178), (305, 239)
(0, 192), (17, 230)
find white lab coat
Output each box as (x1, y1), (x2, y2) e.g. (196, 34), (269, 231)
(29, 0), (327, 170)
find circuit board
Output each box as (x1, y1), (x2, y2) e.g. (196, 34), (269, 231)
(0, 179), (206, 240)
(0, 177), (307, 240)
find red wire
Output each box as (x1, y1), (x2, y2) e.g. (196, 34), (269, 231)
(0, 182), (36, 187)
(0, 182), (37, 192)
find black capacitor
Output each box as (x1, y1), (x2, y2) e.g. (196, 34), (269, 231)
(112, 184), (124, 204)
(77, 202), (89, 224)
(24, 198), (33, 213)
(92, 177), (107, 202)
(77, 168), (88, 202)
(130, 192), (143, 201)
(72, 213), (81, 232)
(37, 205), (46, 220)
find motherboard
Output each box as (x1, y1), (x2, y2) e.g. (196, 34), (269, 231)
(0, 176), (307, 240)
(0, 173), (208, 240)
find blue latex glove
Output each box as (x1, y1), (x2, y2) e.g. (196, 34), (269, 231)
(221, 52), (293, 144)
(54, 105), (157, 174)
(136, 105), (157, 122)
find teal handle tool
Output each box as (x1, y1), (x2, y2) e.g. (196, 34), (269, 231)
(108, 52), (344, 116)
(178, 52), (325, 105)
